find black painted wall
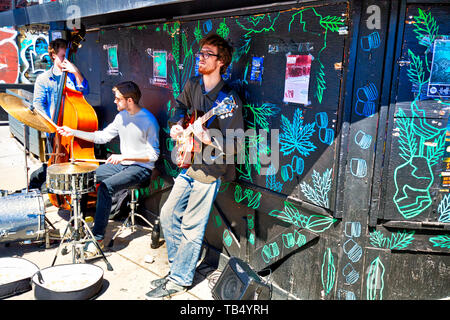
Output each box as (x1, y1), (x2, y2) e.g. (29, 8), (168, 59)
(72, 0), (449, 299)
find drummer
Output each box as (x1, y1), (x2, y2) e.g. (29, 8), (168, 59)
(29, 38), (90, 191)
(57, 81), (159, 258)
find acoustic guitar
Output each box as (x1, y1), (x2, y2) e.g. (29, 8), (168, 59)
(175, 96), (237, 168)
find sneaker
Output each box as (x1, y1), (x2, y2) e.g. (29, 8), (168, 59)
(145, 280), (187, 300)
(149, 275), (168, 290)
(83, 239), (104, 260)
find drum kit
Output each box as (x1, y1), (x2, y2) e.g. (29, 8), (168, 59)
(0, 91), (113, 272)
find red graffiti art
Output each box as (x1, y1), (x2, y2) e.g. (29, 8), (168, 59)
(0, 28), (19, 84)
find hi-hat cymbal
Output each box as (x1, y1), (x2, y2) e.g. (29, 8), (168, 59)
(0, 93), (56, 133)
(47, 162), (98, 174)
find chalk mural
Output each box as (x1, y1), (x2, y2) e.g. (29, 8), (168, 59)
(393, 9), (446, 220)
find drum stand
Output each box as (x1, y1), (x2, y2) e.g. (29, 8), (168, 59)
(51, 175), (113, 271)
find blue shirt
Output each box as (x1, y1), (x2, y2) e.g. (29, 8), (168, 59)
(32, 67), (89, 120)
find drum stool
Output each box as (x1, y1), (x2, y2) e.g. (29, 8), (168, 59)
(108, 178), (156, 247)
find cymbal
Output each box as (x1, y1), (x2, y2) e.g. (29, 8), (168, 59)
(0, 93), (56, 133)
(47, 162), (98, 174)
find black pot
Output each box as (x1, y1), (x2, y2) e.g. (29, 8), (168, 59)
(31, 263), (104, 300)
(0, 257), (40, 299)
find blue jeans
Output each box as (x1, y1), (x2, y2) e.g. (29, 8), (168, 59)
(92, 164), (152, 241)
(160, 171), (221, 287)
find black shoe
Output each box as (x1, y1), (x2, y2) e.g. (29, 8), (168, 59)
(145, 280), (187, 300)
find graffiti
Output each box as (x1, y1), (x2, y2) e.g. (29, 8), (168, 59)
(369, 230), (415, 250)
(361, 31), (381, 51)
(316, 112), (335, 145)
(412, 8), (439, 50)
(342, 262), (359, 285)
(300, 168), (332, 208)
(429, 235), (450, 248)
(234, 184), (261, 209)
(236, 13), (280, 38)
(350, 157), (368, 178)
(244, 103), (280, 132)
(279, 108), (316, 156)
(282, 230), (306, 249)
(366, 257), (385, 300)
(261, 242), (280, 263)
(265, 165), (283, 192)
(437, 194), (450, 223)
(0, 27), (19, 84)
(392, 9), (447, 219)
(354, 130), (372, 149)
(247, 213), (256, 245)
(355, 82), (378, 117)
(321, 248), (336, 296)
(281, 156), (304, 182)
(216, 18), (230, 39)
(268, 201), (337, 233)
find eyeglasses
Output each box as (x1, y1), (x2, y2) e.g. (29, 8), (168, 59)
(196, 51), (219, 60)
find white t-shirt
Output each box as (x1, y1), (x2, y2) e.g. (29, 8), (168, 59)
(94, 108), (160, 170)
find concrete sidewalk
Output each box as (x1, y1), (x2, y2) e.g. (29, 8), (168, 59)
(0, 125), (217, 300)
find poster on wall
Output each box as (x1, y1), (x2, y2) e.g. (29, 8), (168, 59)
(428, 39), (450, 98)
(104, 44), (119, 76)
(250, 56), (264, 82)
(152, 50), (167, 86)
(283, 54), (312, 105)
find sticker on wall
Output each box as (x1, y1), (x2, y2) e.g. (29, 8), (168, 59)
(283, 54), (311, 105)
(250, 56), (264, 82)
(152, 50), (168, 86)
(103, 44), (119, 75)
(427, 40), (450, 98)
(441, 116), (450, 188)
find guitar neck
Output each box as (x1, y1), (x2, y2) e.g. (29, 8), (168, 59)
(184, 108), (216, 134)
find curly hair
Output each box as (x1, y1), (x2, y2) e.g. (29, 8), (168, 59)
(199, 33), (234, 74)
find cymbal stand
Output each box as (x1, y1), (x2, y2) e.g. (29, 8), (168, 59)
(51, 174), (113, 271)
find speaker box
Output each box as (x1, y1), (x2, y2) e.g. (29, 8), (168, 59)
(212, 257), (271, 300)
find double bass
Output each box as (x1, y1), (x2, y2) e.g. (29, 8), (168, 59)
(47, 26), (98, 209)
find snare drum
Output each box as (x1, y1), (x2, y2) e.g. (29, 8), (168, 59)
(0, 190), (45, 243)
(46, 162), (97, 195)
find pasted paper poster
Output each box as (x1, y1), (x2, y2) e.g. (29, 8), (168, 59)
(250, 56), (264, 82)
(428, 39), (450, 98)
(152, 50), (167, 86)
(283, 54), (311, 105)
(103, 44), (119, 75)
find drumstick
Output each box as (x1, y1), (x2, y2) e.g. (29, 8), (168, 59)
(75, 158), (108, 163)
(33, 106), (58, 131)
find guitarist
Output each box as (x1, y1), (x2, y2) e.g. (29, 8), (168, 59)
(145, 33), (244, 300)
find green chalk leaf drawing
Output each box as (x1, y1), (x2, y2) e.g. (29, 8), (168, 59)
(366, 257), (385, 300)
(429, 235), (450, 249)
(244, 103), (280, 132)
(369, 230), (415, 250)
(396, 109), (418, 162)
(216, 18), (230, 39)
(413, 8), (439, 50)
(300, 168), (332, 208)
(315, 61), (327, 104)
(235, 13), (280, 38)
(269, 201), (337, 233)
(194, 21), (203, 43)
(321, 248), (336, 296)
(437, 194), (450, 223)
(279, 108), (316, 157)
(319, 15), (345, 32)
(406, 49), (427, 87)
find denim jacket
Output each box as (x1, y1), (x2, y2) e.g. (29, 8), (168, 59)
(32, 67), (89, 120)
